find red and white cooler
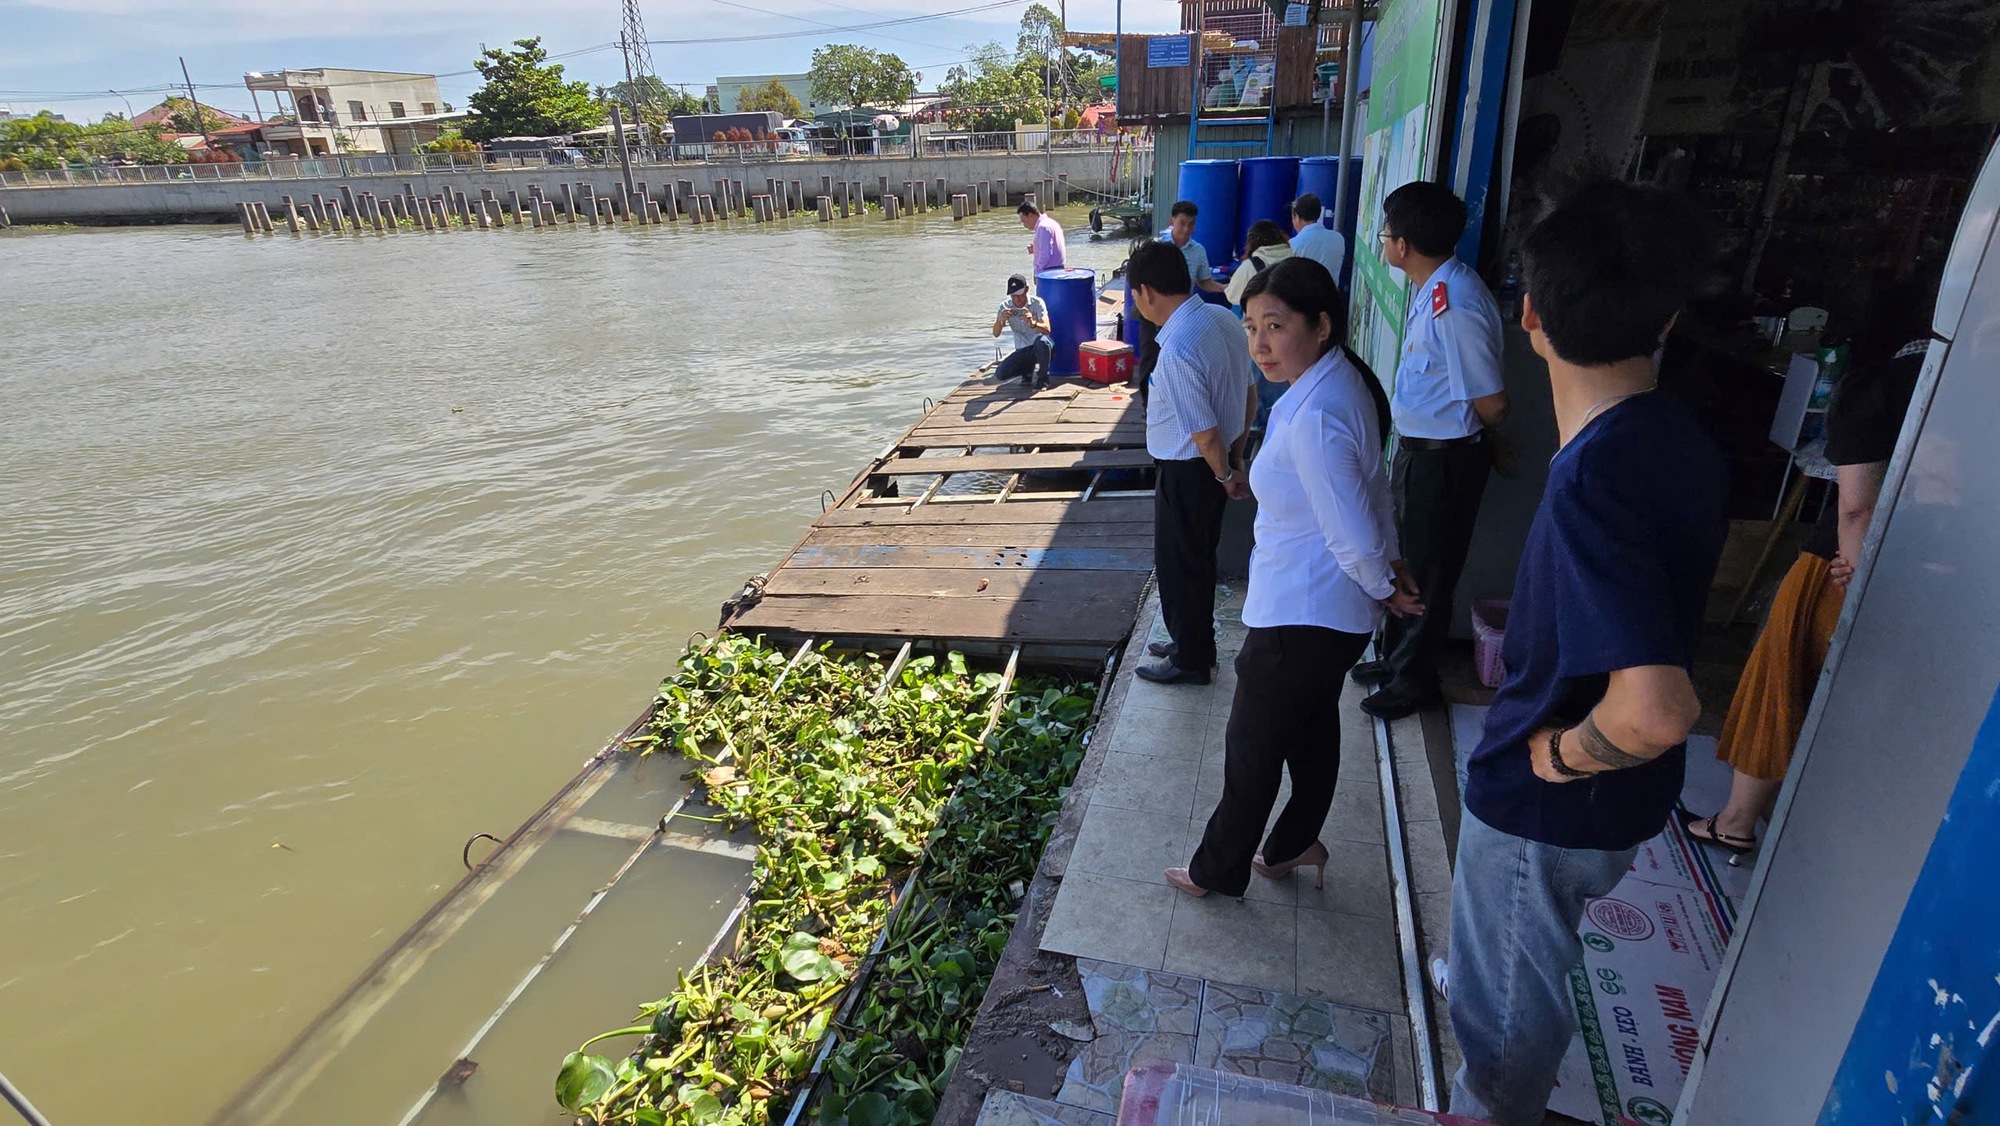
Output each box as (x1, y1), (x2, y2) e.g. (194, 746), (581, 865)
(1079, 340), (1136, 385)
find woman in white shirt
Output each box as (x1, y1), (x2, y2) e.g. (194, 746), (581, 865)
(1168, 257), (1422, 899)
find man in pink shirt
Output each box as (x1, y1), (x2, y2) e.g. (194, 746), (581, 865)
(1020, 201), (1066, 280)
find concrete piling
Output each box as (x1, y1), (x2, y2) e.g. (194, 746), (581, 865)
(530, 199), (543, 228)
(508, 190), (523, 226)
(237, 202), (255, 234)
(282, 196), (301, 234)
(418, 197), (434, 230)
(818, 195), (833, 222)
(369, 196), (387, 232)
(645, 200), (662, 223)
(936, 177), (948, 206)
(883, 194), (900, 220)
(542, 201), (558, 226)
(339, 184), (358, 222)
(953, 193), (969, 220)
(559, 183), (576, 223)
(487, 200), (503, 227)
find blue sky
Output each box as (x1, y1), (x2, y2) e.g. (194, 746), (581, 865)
(0, 0), (1182, 123)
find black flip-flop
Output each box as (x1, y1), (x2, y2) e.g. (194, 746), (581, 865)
(1678, 808), (1756, 855)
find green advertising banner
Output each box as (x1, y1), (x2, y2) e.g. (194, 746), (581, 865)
(1348, 0), (1442, 395)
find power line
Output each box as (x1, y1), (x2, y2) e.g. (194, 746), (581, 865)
(707, 0), (962, 55)
(647, 0), (1024, 45)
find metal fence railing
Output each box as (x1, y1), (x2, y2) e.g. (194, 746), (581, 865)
(0, 130), (1155, 189)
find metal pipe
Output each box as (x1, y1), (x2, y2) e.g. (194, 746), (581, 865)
(0, 1072), (54, 1126)
(1370, 679), (1443, 1109)
(874, 641), (915, 697)
(1333, 0), (1363, 236)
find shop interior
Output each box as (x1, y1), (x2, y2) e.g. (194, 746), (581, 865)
(1496, 0), (2000, 526)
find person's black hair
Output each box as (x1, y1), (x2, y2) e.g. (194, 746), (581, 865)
(1017, 200), (1042, 217)
(1520, 179), (1710, 366)
(1170, 199), (1198, 220)
(1127, 239), (1193, 297)
(1292, 193), (1322, 222)
(1240, 257), (1390, 444)
(1245, 219), (1288, 255)
(1850, 272), (1935, 365)
(1381, 181), (1467, 258)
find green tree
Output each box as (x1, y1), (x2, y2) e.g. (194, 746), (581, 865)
(737, 78), (804, 118)
(808, 44), (918, 110)
(464, 37), (606, 142)
(1017, 3), (1062, 68)
(155, 96), (233, 135)
(942, 43), (1042, 106)
(0, 111), (83, 159)
(598, 75), (703, 117)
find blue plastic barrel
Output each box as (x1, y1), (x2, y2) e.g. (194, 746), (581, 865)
(1235, 156), (1300, 257)
(1038, 268), (1098, 377)
(1297, 156), (1342, 228)
(1175, 159), (1239, 269)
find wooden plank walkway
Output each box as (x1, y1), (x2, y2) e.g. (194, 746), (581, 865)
(726, 378), (1156, 659)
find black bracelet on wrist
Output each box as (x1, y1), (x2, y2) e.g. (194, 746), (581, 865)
(1547, 725), (1591, 779)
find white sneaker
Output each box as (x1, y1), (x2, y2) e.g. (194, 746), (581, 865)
(1429, 956), (1450, 1000)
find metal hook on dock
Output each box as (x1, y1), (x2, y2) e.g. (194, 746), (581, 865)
(461, 833), (502, 871)
(922, 396), (935, 414)
(820, 489), (836, 513)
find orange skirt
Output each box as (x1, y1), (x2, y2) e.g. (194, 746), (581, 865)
(1716, 552), (1846, 781)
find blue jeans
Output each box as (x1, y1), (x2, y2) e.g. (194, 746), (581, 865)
(1446, 809), (1636, 1126)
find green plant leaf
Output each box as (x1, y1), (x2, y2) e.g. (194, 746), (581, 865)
(556, 1051), (616, 1111)
(781, 932), (839, 982)
(636, 1110), (669, 1126)
(847, 1091), (893, 1126)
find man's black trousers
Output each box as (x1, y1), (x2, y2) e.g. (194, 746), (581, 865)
(1382, 438), (1491, 696)
(1154, 456), (1228, 673)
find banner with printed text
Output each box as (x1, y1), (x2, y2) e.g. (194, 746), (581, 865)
(1347, 0), (1442, 396)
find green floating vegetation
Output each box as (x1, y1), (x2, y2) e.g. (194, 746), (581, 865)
(557, 635), (1093, 1126)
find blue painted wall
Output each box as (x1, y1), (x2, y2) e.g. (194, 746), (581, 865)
(1820, 681), (2000, 1124)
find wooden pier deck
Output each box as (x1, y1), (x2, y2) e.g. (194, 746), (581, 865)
(726, 377), (1156, 662)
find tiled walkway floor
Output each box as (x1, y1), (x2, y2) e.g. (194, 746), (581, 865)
(1042, 595), (1402, 1007)
(1035, 592), (1418, 1111)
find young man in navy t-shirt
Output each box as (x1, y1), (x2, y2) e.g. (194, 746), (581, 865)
(1446, 182), (1727, 1126)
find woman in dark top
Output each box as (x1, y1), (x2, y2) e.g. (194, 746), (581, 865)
(1683, 316), (1926, 855)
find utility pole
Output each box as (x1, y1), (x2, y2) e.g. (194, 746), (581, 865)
(620, 31), (646, 151)
(179, 56), (213, 146)
(611, 104), (635, 195)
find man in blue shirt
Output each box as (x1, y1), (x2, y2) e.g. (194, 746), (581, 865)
(1354, 182), (1509, 720)
(1133, 199), (1230, 393)
(1445, 182), (1726, 1126)
(1287, 192), (1346, 280)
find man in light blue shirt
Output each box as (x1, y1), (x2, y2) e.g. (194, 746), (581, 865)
(1355, 181), (1509, 721)
(1135, 199), (1231, 392)
(1127, 239), (1255, 686)
(1288, 193), (1347, 281)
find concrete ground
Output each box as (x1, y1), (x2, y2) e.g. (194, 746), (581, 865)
(939, 582), (1441, 1126)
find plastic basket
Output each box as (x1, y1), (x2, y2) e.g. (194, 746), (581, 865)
(1472, 598), (1509, 690)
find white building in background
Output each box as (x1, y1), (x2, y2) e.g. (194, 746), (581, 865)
(242, 68), (454, 156)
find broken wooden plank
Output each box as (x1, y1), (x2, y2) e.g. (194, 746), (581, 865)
(873, 449), (1155, 476)
(786, 543), (1154, 571)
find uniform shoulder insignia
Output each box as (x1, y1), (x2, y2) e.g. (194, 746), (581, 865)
(1431, 280), (1450, 316)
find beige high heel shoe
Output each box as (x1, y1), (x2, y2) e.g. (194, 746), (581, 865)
(1251, 841), (1328, 889)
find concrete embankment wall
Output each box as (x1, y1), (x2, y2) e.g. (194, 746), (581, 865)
(0, 151), (1117, 225)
